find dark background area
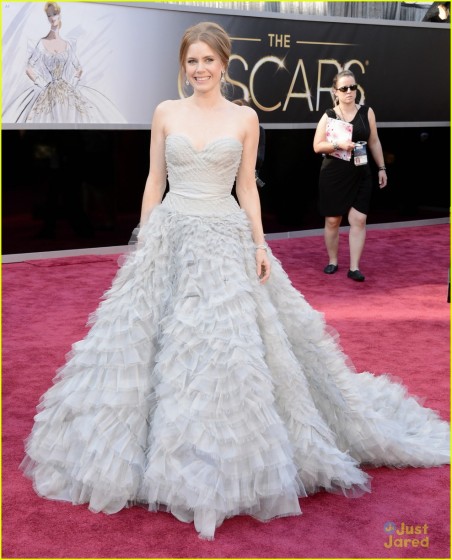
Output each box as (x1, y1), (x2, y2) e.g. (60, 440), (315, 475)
(2, 127), (449, 255)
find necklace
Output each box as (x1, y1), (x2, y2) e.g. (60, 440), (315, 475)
(338, 104), (358, 122)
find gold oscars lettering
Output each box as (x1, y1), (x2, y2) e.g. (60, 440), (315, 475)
(179, 30), (368, 113)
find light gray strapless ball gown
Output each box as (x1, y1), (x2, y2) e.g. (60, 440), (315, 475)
(21, 135), (450, 540)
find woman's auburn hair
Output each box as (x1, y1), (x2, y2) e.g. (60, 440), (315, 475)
(179, 21), (231, 72)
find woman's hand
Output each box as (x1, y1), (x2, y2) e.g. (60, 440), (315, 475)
(33, 75), (47, 89)
(378, 169), (388, 188)
(256, 248), (271, 284)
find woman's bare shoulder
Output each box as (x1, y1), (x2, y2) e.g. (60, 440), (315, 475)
(154, 98), (185, 112)
(152, 99), (186, 122)
(229, 101), (255, 115)
(229, 102), (258, 128)
(152, 99), (191, 132)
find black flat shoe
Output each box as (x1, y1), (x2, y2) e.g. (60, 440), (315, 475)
(323, 264), (339, 274)
(347, 269), (365, 282)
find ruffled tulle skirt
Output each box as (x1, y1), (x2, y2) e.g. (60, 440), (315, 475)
(21, 192), (450, 539)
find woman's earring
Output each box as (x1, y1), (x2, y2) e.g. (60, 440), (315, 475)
(221, 71), (225, 82)
(185, 78), (189, 86)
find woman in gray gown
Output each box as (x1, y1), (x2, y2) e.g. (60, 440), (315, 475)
(21, 21), (450, 541)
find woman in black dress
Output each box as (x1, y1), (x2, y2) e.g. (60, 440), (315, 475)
(313, 70), (387, 281)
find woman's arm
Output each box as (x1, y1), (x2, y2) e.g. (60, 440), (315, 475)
(67, 42), (83, 78)
(367, 107), (388, 188)
(235, 108), (271, 283)
(25, 66), (37, 82)
(139, 102), (169, 225)
(25, 42), (42, 84)
(313, 112), (355, 154)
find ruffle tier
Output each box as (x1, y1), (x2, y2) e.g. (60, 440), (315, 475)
(21, 198), (450, 540)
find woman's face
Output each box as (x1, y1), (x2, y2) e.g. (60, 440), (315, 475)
(334, 76), (358, 104)
(184, 41), (224, 92)
(46, 6), (61, 28)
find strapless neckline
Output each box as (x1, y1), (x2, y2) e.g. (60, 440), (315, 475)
(165, 134), (242, 154)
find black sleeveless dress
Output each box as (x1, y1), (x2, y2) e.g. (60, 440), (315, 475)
(318, 106), (372, 217)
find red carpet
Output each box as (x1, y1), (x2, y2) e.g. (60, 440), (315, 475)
(2, 224), (450, 558)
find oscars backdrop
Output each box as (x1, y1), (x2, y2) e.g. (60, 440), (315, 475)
(2, 1), (449, 128)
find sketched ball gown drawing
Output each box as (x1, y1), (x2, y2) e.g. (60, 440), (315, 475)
(2, 2), (125, 125)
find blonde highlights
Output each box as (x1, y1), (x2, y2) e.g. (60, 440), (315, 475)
(44, 2), (62, 28)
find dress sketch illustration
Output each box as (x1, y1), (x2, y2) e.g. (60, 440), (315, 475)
(3, 38), (126, 124)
